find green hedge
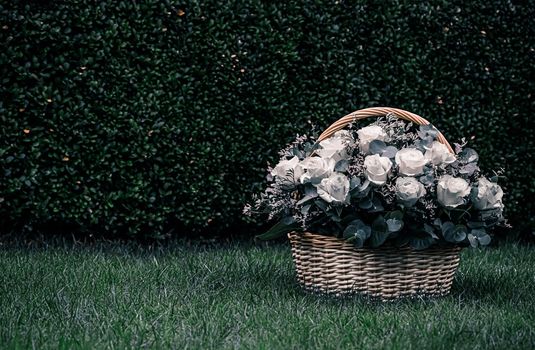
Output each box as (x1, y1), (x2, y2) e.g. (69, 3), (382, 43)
(1, 0), (533, 238)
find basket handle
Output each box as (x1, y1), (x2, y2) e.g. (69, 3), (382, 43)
(318, 107), (454, 154)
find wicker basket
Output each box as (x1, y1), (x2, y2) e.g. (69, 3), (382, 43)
(289, 107), (462, 299)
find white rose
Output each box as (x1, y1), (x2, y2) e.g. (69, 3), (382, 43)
(395, 177), (426, 207)
(424, 141), (456, 165)
(472, 177), (504, 210)
(270, 156), (304, 184)
(357, 125), (387, 154)
(316, 173), (350, 205)
(364, 154), (392, 186)
(395, 148), (428, 176)
(437, 175), (471, 208)
(317, 135), (350, 162)
(299, 157), (336, 184)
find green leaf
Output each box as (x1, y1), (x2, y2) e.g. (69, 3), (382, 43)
(300, 204), (311, 215)
(341, 214), (359, 226)
(467, 221), (485, 229)
(343, 220), (371, 248)
(352, 179), (371, 199)
(460, 148), (479, 163)
(369, 140), (387, 155)
(358, 197), (373, 210)
(314, 199), (328, 212)
(369, 196), (384, 213)
(468, 228), (491, 247)
(335, 159), (349, 172)
(385, 210), (404, 221)
(468, 234), (478, 248)
(304, 185), (318, 198)
(370, 216), (389, 248)
(349, 176), (361, 190)
(343, 225), (357, 239)
(335, 205), (343, 218)
(354, 227), (371, 248)
(256, 217), (299, 240)
(443, 223), (467, 243)
(382, 146), (398, 158)
(409, 236), (435, 250)
(479, 234), (491, 245)
(328, 211), (342, 222)
(386, 218), (403, 232)
(296, 195), (315, 206)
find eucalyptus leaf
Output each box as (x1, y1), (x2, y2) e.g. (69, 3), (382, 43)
(460, 148), (479, 163)
(478, 233), (491, 245)
(370, 216), (389, 247)
(358, 197), (373, 210)
(344, 220), (371, 248)
(281, 216), (296, 225)
(459, 163), (479, 176)
(327, 212), (342, 222)
(468, 234), (478, 248)
(382, 146), (398, 159)
(419, 124), (439, 138)
(385, 210), (404, 220)
(340, 214), (358, 226)
(341, 214), (359, 226)
(351, 178), (370, 198)
(349, 176), (361, 190)
(300, 204), (311, 215)
(409, 235), (435, 250)
(345, 236), (356, 243)
(469, 228), (491, 246)
(369, 196), (384, 213)
(304, 185), (318, 198)
(343, 225), (357, 239)
(441, 221), (455, 235)
(386, 218), (403, 232)
(314, 199), (328, 212)
(419, 173), (435, 186)
(347, 219), (368, 230)
(467, 221), (485, 229)
(327, 209), (342, 222)
(291, 147), (304, 159)
(417, 136), (434, 151)
(369, 140), (387, 155)
(423, 224), (439, 239)
(335, 159), (349, 172)
(335, 205), (343, 218)
(442, 222), (467, 243)
(354, 226), (372, 248)
(359, 179), (371, 192)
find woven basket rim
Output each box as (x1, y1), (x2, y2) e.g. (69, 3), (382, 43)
(288, 231), (462, 252)
(318, 107), (454, 154)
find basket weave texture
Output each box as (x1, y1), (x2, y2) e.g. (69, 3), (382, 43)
(289, 232), (461, 299)
(289, 107), (461, 299)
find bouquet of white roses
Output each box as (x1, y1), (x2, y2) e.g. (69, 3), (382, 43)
(245, 115), (507, 250)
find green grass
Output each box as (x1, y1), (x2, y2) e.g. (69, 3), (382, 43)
(1, 241), (534, 349)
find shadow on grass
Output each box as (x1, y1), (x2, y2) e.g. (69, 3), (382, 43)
(449, 271), (521, 303)
(266, 268), (528, 307)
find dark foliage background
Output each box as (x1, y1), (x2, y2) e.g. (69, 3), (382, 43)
(1, 0), (533, 239)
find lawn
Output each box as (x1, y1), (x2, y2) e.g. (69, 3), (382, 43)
(1, 240), (534, 349)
